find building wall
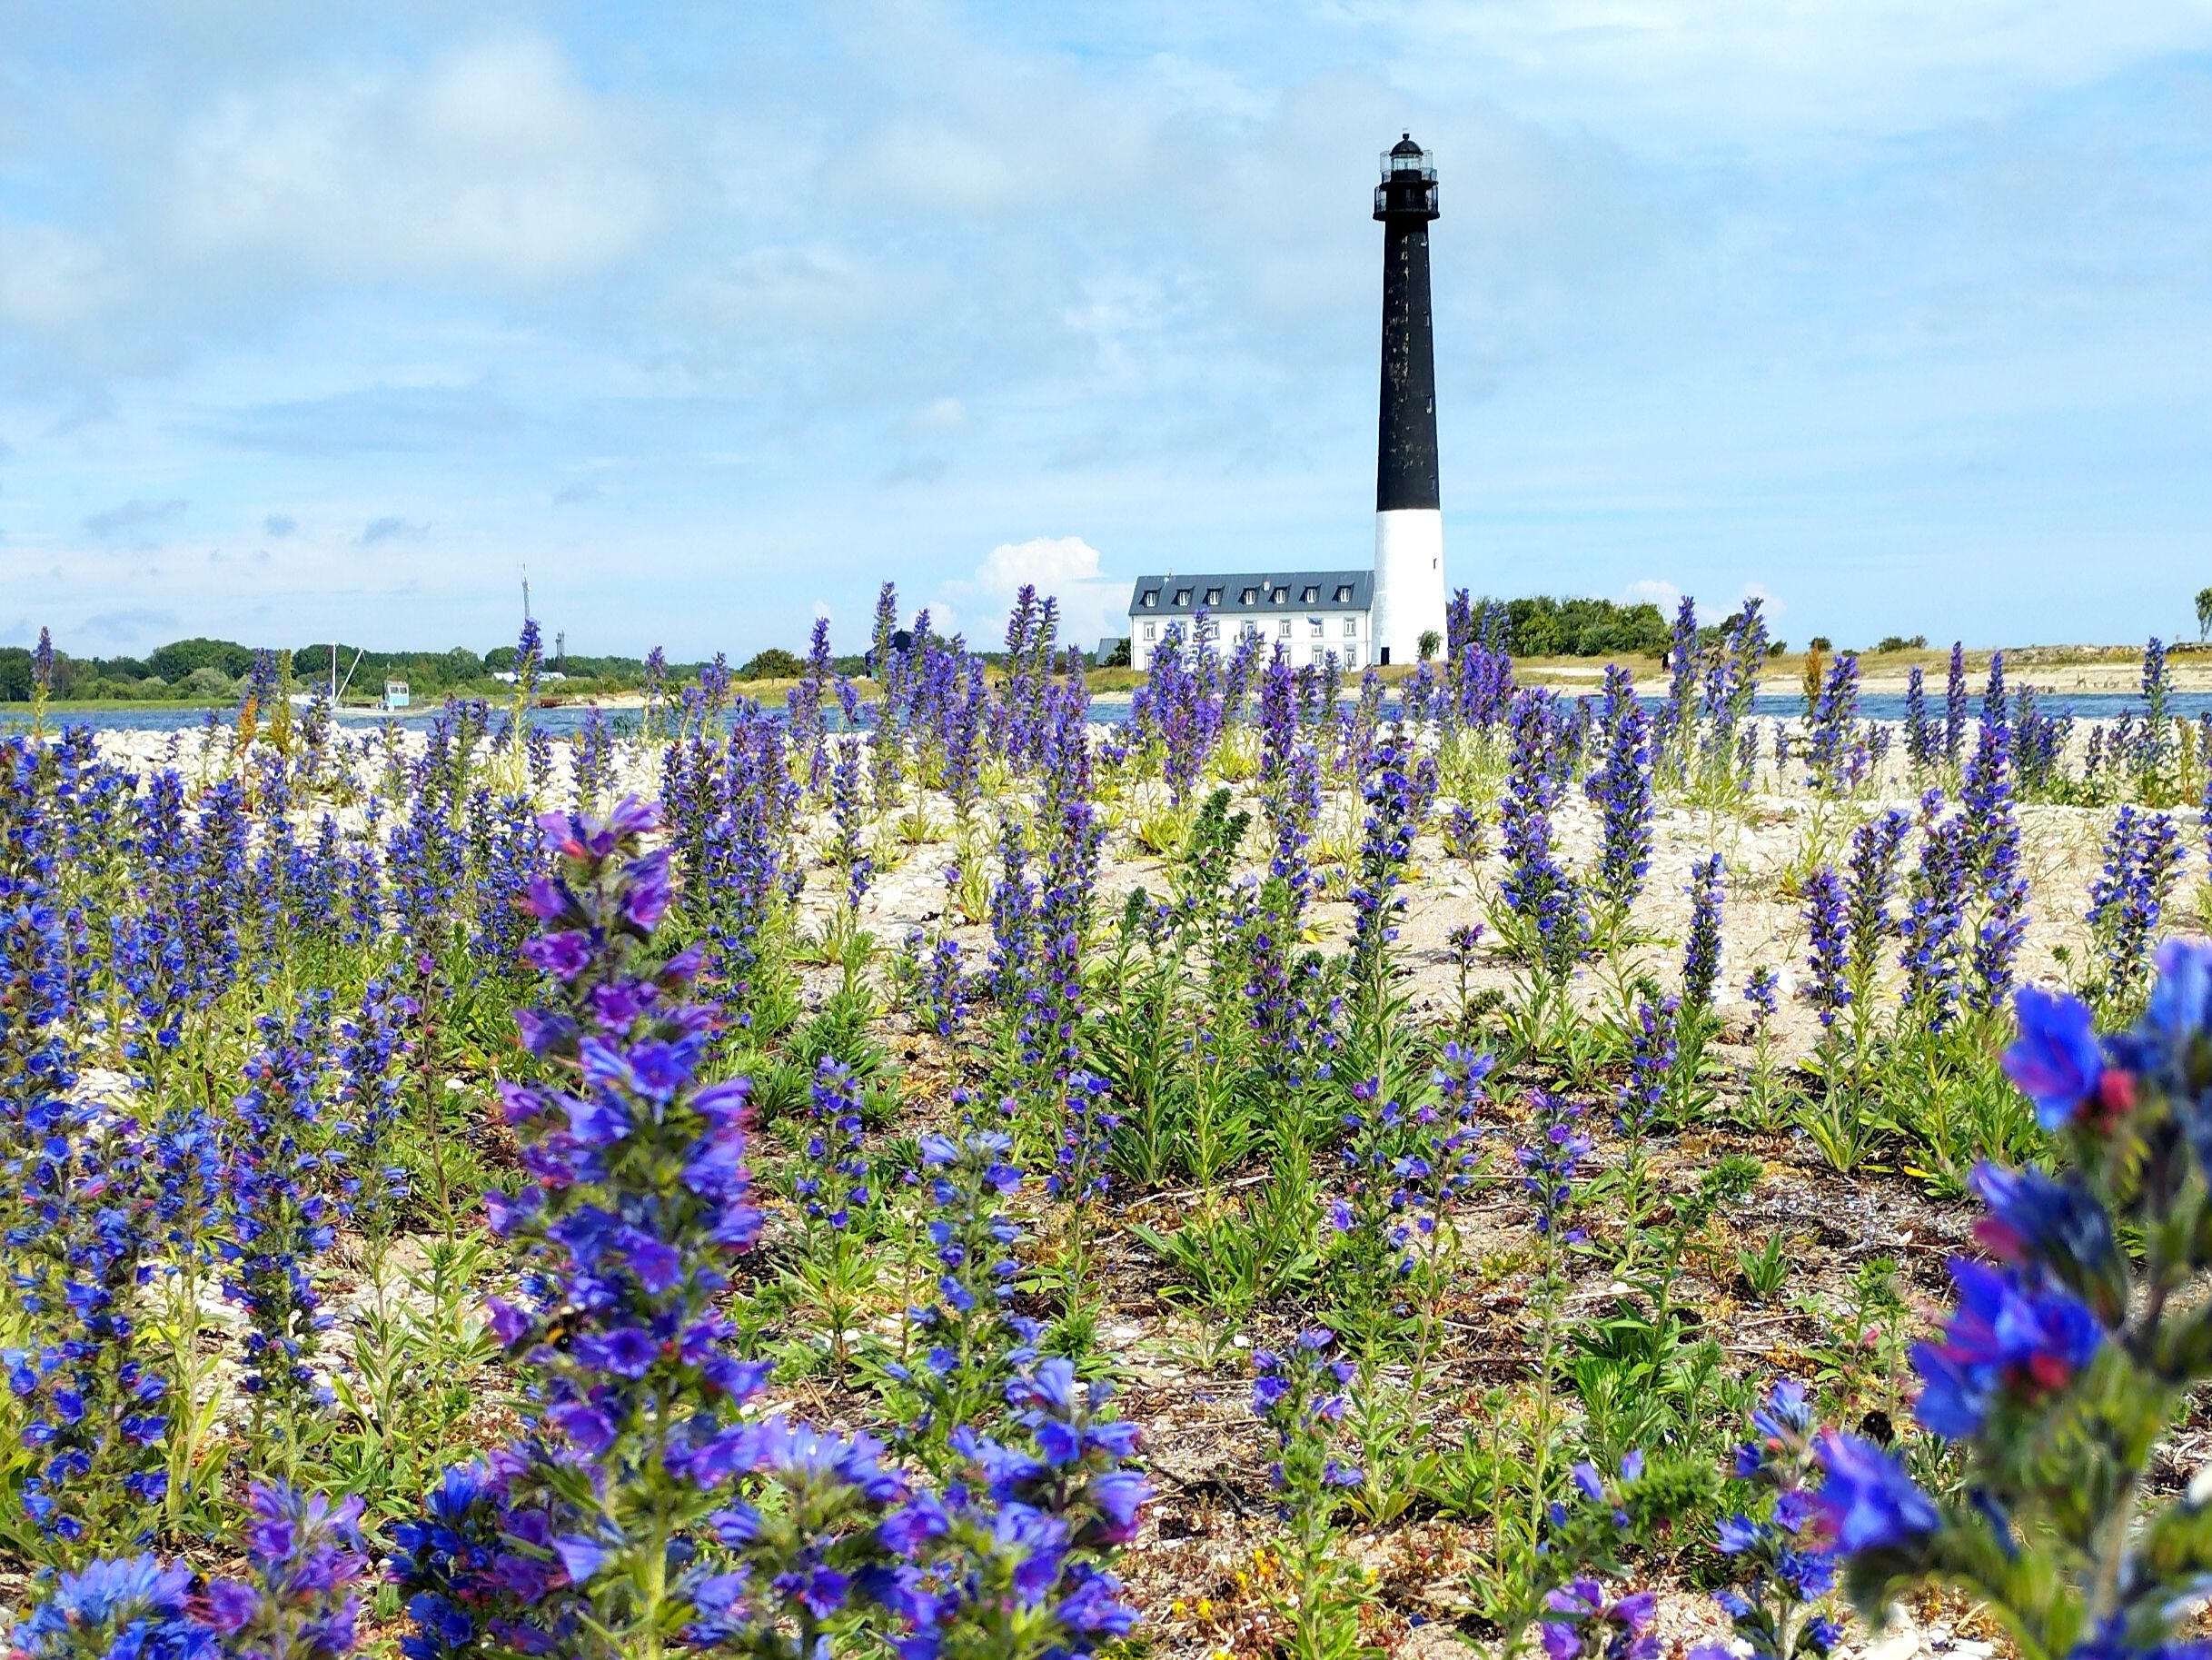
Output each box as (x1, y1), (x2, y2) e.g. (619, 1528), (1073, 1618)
(1128, 608), (1373, 672)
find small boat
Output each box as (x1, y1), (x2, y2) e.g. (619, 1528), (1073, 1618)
(381, 678), (412, 711)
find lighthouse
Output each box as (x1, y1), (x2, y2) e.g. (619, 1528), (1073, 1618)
(1371, 133), (1447, 667)
(1116, 135), (1451, 677)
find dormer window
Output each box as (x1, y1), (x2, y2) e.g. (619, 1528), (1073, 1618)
(1240, 586), (1258, 605)
(1140, 589), (1158, 608)
(1205, 587), (1223, 605)
(1334, 584), (1354, 603)
(1272, 586), (1288, 603)
(1301, 585), (1319, 603)
(1174, 588), (1192, 606)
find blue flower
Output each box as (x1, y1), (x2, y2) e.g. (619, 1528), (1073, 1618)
(1716, 1514), (1761, 1555)
(1912, 1257), (2103, 1439)
(2003, 986), (2106, 1130)
(2141, 938), (2212, 1049)
(555, 1536), (612, 1585)
(1970, 1162), (2123, 1324)
(11, 1554), (208, 1660)
(575, 1328), (657, 1379)
(1812, 1431), (1938, 1553)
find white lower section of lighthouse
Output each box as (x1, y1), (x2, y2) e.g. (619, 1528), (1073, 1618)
(1371, 508), (1447, 665)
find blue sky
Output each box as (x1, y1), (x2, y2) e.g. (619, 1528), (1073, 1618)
(3, 2), (2210, 661)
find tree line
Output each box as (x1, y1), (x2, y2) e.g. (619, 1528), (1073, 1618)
(0, 637), (701, 703)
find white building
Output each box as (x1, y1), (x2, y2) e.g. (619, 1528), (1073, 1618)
(1126, 570), (1375, 672)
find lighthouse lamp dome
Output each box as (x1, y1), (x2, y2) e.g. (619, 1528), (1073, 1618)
(1383, 133), (1435, 180)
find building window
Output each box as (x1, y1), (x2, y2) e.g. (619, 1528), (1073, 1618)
(1344, 618), (1358, 637)
(1174, 588), (1191, 606)
(1334, 584), (1354, 603)
(1243, 621), (1261, 640)
(1205, 587), (1223, 606)
(1345, 646), (1359, 669)
(1141, 589), (1158, 607)
(1240, 586), (1258, 605)
(1301, 585), (1319, 603)
(1143, 621), (1156, 641)
(1278, 619), (1291, 637)
(1272, 586), (1288, 603)
(1309, 617), (1324, 638)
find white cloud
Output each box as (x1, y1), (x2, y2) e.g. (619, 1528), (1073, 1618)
(1616, 577), (1681, 611)
(359, 516), (429, 545)
(938, 535), (1126, 651)
(684, 245), (879, 331)
(83, 497), (187, 545)
(898, 396), (967, 438)
(163, 35), (660, 284)
(861, 122), (1024, 216)
(1741, 581), (1784, 621)
(0, 220), (121, 328)
(852, 80), (1166, 219)
(81, 606), (179, 643)
(1366, 0), (2212, 139)
(975, 535), (1106, 592)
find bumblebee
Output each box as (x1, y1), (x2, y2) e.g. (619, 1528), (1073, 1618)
(538, 1308), (588, 1350)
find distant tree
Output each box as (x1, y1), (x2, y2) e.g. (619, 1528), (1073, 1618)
(1417, 628), (1441, 661)
(0, 647), (31, 701)
(1504, 597), (1565, 657)
(148, 637), (255, 683)
(1874, 634), (1928, 653)
(2197, 587), (2212, 642)
(432, 647), (481, 684)
(739, 647), (805, 681)
(48, 653), (91, 698)
(1485, 594), (1670, 659)
(179, 665), (236, 699)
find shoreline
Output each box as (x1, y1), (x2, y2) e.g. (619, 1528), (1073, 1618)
(6, 647), (2199, 721)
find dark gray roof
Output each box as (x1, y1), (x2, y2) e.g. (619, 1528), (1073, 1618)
(1127, 571), (1373, 619)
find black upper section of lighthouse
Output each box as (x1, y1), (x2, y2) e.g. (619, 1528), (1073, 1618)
(1374, 134), (1440, 513)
